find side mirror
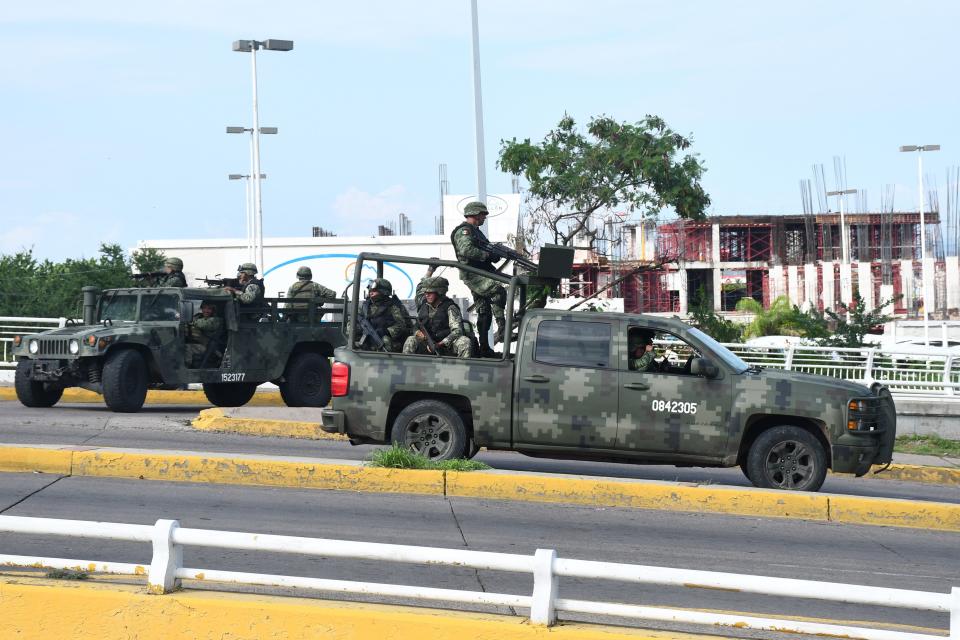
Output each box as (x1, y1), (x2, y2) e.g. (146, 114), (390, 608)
(691, 357), (719, 379)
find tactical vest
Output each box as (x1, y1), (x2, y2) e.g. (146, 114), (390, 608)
(418, 297), (456, 342)
(363, 295), (402, 336)
(450, 222), (494, 272)
(240, 277), (265, 305)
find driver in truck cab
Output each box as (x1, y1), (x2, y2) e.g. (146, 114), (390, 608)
(629, 330), (659, 372)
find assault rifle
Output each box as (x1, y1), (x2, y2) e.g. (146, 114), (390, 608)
(478, 240), (537, 272)
(415, 318), (440, 356)
(130, 271), (165, 281)
(196, 276), (241, 289)
(356, 303), (389, 352)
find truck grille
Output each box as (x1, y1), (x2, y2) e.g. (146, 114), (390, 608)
(38, 339), (69, 356)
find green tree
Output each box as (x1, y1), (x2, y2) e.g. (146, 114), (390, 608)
(689, 286), (742, 342)
(131, 247), (167, 274)
(819, 293), (896, 348)
(498, 114), (710, 250)
(735, 295), (808, 339)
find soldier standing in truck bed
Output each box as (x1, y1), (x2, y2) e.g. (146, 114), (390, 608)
(450, 201), (506, 357)
(285, 266), (336, 321)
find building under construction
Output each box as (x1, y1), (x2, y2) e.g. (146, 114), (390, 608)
(570, 211), (960, 318)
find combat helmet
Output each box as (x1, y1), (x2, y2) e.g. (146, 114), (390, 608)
(421, 276), (448, 295)
(165, 257), (183, 270)
(463, 201), (489, 217)
(237, 262), (258, 275)
(366, 278), (393, 297)
(296, 266), (312, 280)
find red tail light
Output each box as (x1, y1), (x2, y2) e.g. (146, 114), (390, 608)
(331, 361), (350, 397)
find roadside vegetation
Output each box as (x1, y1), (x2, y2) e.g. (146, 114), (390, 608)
(367, 444), (490, 471)
(894, 434), (960, 458)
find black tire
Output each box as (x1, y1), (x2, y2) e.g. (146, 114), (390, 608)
(745, 426), (828, 492)
(203, 382), (258, 407)
(14, 360), (63, 408)
(279, 352), (331, 407)
(390, 400), (468, 461)
(102, 349), (148, 413)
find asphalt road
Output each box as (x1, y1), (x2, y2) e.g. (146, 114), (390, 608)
(0, 400), (957, 504)
(0, 472), (955, 638)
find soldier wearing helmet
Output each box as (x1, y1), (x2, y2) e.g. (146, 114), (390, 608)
(356, 278), (410, 352)
(284, 265), (336, 321)
(403, 276), (473, 358)
(139, 257), (187, 287)
(450, 201), (506, 357)
(226, 262), (265, 306)
(185, 301), (225, 368)
(629, 329), (658, 372)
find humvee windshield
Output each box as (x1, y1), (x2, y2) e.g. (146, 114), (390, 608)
(98, 292), (138, 323)
(141, 293), (180, 322)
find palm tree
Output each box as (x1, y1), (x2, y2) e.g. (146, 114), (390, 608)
(735, 295), (799, 339)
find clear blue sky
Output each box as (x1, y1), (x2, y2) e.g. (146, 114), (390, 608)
(2, 0), (957, 260)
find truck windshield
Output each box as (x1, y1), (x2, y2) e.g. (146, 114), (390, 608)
(99, 293), (138, 323)
(688, 327), (749, 373)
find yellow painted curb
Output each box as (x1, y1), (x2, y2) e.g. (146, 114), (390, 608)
(1, 444), (959, 532)
(70, 449), (444, 495)
(446, 471), (830, 521)
(0, 576), (709, 640)
(870, 462), (960, 486)
(0, 387), (284, 406)
(192, 407), (345, 440)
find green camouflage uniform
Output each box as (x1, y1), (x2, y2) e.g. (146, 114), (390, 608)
(356, 280), (410, 352)
(451, 219), (506, 348)
(234, 280), (263, 305)
(403, 277), (473, 358)
(285, 280), (336, 321)
(630, 350), (656, 372)
(155, 271), (187, 287)
(185, 313), (224, 367)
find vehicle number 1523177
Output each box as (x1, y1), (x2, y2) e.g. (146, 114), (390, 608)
(651, 399), (698, 414)
(221, 373), (246, 382)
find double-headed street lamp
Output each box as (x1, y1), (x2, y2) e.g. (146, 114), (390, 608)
(228, 173), (267, 263)
(227, 126), (277, 264)
(231, 38), (293, 272)
(899, 144), (941, 345)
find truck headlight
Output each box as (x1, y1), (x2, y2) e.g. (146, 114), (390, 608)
(28, 340), (39, 354)
(69, 339), (80, 355)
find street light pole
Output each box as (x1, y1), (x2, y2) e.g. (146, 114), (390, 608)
(826, 187), (857, 314)
(900, 144), (941, 345)
(233, 38), (293, 274)
(469, 0), (487, 207)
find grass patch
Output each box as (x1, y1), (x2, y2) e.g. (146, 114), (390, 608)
(45, 569), (89, 580)
(894, 434), (960, 458)
(367, 444), (490, 471)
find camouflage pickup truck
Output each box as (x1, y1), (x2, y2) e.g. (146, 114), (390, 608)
(12, 285), (345, 412)
(322, 253), (895, 492)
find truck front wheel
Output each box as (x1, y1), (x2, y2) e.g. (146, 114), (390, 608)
(279, 353), (331, 407)
(102, 349), (148, 413)
(203, 382), (257, 407)
(745, 426), (827, 492)
(14, 360), (64, 408)
(391, 400), (468, 461)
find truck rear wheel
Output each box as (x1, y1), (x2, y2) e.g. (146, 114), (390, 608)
(102, 349), (148, 413)
(279, 353), (331, 407)
(745, 426), (827, 492)
(391, 400), (468, 461)
(14, 360), (64, 408)
(203, 382), (257, 407)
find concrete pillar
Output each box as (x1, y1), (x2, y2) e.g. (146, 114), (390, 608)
(678, 268), (688, 315)
(839, 262), (853, 307)
(946, 256), (960, 312)
(822, 262), (835, 311)
(858, 262), (874, 311)
(769, 265), (784, 303)
(712, 267), (722, 311)
(922, 257), (936, 316)
(900, 259), (914, 310)
(711, 224), (721, 264)
(787, 265), (799, 305)
(804, 264), (818, 310)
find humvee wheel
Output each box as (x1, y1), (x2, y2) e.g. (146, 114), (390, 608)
(202, 382), (257, 407)
(745, 426), (827, 492)
(102, 349), (148, 413)
(391, 400), (467, 462)
(14, 360), (64, 408)
(279, 352), (331, 407)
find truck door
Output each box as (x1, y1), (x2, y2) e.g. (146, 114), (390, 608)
(515, 316), (619, 449)
(617, 326), (733, 457)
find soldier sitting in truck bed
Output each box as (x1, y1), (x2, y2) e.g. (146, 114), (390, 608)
(185, 301), (225, 368)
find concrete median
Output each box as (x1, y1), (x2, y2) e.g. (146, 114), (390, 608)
(0, 443), (957, 532)
(0, 387), (284, 406)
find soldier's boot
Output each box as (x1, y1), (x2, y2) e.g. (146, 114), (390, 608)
(477, 316), (496, 358)
(493, 323), (504, 345)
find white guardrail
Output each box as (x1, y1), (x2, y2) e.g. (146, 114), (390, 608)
(0, 316), (67, 369)
(0, 516), (956, 639)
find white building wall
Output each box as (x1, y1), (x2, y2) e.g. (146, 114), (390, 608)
(821, 262), (834, 311)
(803, 264), (818, 311)
(787, 266), (799, 305)
(900, 259), (914, 309)
(946, 256), (960, 311)
(857, 262), (873, 311)
(839, 262), (853, 307)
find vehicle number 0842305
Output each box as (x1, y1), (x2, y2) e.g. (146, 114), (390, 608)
(221, 373), (246, 382)
(651, 399), (697, 414)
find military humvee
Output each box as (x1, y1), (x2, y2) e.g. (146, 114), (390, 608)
(321, 253), (895, 492)
(12, 286), (345, 412)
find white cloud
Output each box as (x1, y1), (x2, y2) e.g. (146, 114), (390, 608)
(330, 185), (429, 235)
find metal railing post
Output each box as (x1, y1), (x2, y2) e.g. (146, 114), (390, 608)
(863, 348), (876, 386)
(945, 356), (954, 397)
(148, 519), (182, 594)
(530, 548), (558, 626)
(951, 586), (959, 639)
(784, 344), (795, 370)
